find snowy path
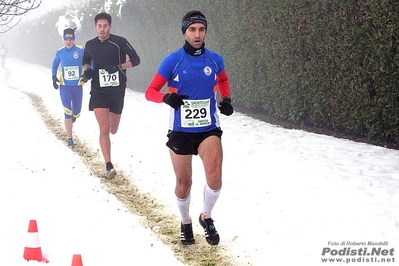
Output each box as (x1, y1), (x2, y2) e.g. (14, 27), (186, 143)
(2, 58), (399, 265)
(1, 63), (186, 265)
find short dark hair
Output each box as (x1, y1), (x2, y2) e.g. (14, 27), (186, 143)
(95, 12), (112, 25)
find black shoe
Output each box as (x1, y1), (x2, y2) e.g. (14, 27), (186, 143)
(106, 162), (117, 179)
(199, 214), (220, 245)
(180, 223), (195, 245)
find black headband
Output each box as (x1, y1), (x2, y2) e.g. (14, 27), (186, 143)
(181, 15), (207, 34)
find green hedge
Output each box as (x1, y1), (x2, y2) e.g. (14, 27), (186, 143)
(6, 0), (399, 144)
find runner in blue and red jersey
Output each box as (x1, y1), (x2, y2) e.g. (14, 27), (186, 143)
(51, 28), (84, 148)
(145, 10), (234, 246)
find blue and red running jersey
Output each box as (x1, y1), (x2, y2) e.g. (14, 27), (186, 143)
(157, 47), (226, 133)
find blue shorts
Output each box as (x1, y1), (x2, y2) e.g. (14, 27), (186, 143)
(60, 85), (83, 119)
(166, 128), (223, 155)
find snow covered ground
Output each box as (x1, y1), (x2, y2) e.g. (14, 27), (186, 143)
(1, 58), (398, 265)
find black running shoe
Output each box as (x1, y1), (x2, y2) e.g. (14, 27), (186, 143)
(106, 162), (117, 179)
(199, 214), (220, 245)
(180, 223), (195, 245)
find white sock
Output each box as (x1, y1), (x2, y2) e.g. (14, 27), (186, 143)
(176, 194), (192, 224)
(202, 184), (221, 219)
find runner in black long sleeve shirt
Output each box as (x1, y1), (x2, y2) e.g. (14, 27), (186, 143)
(81, 12), (140, 178)
(82, 33), (140, 93)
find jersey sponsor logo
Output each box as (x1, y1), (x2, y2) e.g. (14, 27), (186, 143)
(73, 52), (79, 59)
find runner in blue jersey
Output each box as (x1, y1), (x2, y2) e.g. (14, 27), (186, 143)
(52, 28), (84, 148)
(145, 10), (234, 246)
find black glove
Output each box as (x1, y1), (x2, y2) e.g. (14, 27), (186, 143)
(163, 93), (189, 110)
(80, 68), (94, 83)
(80, 74), (88, 83)
(105, 65), (121, 74)
(52, 75), (59, 89)
(82, 68), (94, 79)
(218, 97), (234, 116)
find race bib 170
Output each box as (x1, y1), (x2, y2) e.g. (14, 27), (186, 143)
(99, 69), (120, 87)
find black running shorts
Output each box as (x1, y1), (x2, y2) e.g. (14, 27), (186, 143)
(166, 128), (223, 155)
(89, 89), (126, 114)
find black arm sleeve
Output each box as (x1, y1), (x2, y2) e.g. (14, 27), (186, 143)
(124, 39), (140, 67)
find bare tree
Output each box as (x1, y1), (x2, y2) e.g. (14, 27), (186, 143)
(0, 0), (42, 33)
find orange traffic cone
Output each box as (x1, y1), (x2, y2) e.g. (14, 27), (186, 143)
(71, 254), (83, 266)
(23, 220), (49, 263)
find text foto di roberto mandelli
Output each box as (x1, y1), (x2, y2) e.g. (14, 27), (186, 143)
(328, 241), (390, 246)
